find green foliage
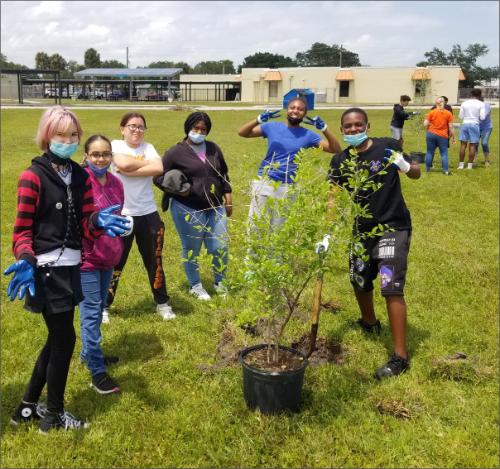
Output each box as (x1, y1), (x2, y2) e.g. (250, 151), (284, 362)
(84, 48), (101, 68)
(101, 59), (126, 68)
(232, 146), (386, 354)
(238, 52), (296, 72)
(193, 60), (235, 74)
(295, 42), (361, 67)
(148, 61), (193, 73)
(416, 43), (498, 87)
(0, 53), (28, 70)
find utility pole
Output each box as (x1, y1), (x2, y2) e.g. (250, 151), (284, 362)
(126, 47), (129, 68)
(339, 44), (343, 68)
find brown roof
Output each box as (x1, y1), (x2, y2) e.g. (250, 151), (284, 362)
(458, 69), (466, 81)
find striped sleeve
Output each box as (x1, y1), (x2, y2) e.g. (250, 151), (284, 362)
(12, 170), (40, 265)
(80, 177), (102, 240)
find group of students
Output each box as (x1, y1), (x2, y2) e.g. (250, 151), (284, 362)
(6, 98), (421, 433)
(390, 90), (493, 175)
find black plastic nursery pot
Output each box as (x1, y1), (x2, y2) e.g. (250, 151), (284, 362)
(239, 344), (308, 415)
(408, 151), (425, 164)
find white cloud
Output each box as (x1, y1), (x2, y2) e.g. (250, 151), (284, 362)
(1, 1), (498, 68)
(31, 1), (64, 18)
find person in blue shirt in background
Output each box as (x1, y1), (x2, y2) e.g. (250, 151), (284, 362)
(478, 96), (493, 167)
(238, 97), (341, 227)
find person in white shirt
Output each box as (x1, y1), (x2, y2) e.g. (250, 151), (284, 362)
(458, 88), (486, 170)
(105, 112), (176, 321)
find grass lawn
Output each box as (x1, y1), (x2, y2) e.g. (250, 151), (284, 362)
(1, 107), (498, 468)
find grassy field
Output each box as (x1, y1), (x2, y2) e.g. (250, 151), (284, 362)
(1, 107), (498, 468)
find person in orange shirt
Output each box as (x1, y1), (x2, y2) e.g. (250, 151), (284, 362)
(424, 97), (455, 175)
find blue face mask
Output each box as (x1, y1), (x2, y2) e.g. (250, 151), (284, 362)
(49, 141), (78, 159)
(87, 160), (110, 177)
(188, 131), (206, 145)
(343, 131), (368, 147)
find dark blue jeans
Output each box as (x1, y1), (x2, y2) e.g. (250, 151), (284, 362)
(169, 198), (228, 287)
(79, 269), (113, 376)
(425, 131), (449, 172)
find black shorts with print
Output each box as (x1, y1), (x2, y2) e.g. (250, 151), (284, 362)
(349, 230), (411, 296)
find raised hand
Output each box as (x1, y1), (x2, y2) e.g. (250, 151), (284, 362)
(384, 148), (411, 173)
(257, 109), (281, 124)
(4, 260), (35, 301)
(304, 116), (327, 131)
(96, 204), (133, 238)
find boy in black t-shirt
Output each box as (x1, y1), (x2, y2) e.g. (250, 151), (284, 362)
(329, 107), (421, 379)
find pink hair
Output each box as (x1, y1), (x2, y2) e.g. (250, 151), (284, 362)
(35, 106), (83, 151)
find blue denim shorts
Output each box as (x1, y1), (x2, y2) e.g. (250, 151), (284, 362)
(459, 122), (480, 143)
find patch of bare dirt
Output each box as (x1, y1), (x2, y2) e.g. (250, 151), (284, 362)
(291, 334), (345, 366)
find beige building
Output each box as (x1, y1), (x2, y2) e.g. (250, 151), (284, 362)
(239, 66), (464, 106)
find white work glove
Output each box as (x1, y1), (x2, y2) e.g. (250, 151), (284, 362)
(384, 149), (411, 173)
(315, 234), (331, 254)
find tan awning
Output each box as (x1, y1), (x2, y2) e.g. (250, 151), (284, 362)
(458, 69), (466, 81)
(411, 68), (431, 80)
(264, 70), (282, 81)
(335, 69), (354, 80)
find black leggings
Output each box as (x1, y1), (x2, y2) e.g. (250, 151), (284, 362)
(106, 211), (169, 307)
(23, 309), (76, 414)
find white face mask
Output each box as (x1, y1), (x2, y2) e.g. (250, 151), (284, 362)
(188, 131), (206, 145)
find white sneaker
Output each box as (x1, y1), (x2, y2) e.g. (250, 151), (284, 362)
(189, 283), (211, 301)
(214, 282), (228, 296)
(102, 308), (110, 324)
(156, 303), (176, 320)
(457, 164), (464, 170)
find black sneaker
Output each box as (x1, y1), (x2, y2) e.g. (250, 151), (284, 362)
(91, 372), (120, 394)
(357, 318), (381, 334)
(374, 353), (410, 380)
(39, 410), (89, 433)
(104, 355), (119, 365)
(11, 401), (47, 425)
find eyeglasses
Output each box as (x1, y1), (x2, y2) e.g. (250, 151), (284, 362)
(126, 124), (146, 132)
(88, 151), (113, 159)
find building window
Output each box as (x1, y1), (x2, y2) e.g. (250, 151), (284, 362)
(339, 81), (349, 97)
(268, 81), (278, 98)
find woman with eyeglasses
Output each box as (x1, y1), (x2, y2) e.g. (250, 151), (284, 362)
(79, 135), (129, 395)
(107, 112), (175, 321)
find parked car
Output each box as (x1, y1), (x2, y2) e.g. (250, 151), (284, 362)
(107, 90), (127, 101)
(44, 88), (70, 98)
(76, 91), (91, 100)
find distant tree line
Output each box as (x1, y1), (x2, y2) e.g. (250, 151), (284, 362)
(1, 43), (497, 87)
(417, 43), (499, 88)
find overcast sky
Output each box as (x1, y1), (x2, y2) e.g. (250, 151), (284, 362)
(1, 1), (499, 69)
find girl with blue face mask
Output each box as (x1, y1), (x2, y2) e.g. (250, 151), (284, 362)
(79, 135), (129, 395)
(4, 107), (131, 433)
(154, 112), (233, 301)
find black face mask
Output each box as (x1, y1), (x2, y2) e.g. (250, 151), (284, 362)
(287, 116), (303, 126)
(46, 149), (70, 166)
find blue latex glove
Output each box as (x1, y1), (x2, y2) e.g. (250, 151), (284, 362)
(304, 116), (327, 131)
(3, 260), (35, 301)
(257, 109), (281, 124)
(96, 204), (132, 238)
(384, 148), (411, 173)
